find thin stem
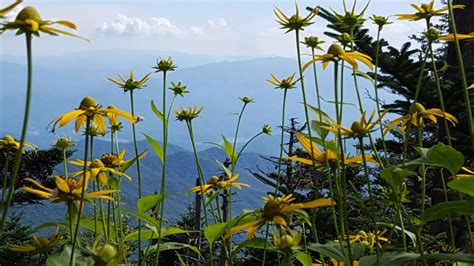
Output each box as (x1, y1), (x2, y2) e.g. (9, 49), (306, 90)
(439, 170), (455, 246)
(274, 89), (288, 194)
(359, 137), (380, 264)
(295, 29), (321, 245)
(446, 0), (474, 145)
(70, 117), (91, 265)
(130, 90), (144, 264)
(348, 29), (384, 168)
(1, 153), (10, 208)
(186, 121), (209, 226)
(373, 28), (389, 164)
(0, 33), (33, 234)
(333, 62), (352, 264)
(155, 71), (169, 266)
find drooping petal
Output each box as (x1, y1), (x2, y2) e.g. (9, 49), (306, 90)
(24, 178), (55, 193)
(54, 176), (70, 193)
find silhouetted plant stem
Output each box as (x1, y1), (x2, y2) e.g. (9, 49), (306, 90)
(0, 33), (33, 234)
(70, 117), (91, 265)
(446, 0), (474, 146)
(373, 29), (389, 164)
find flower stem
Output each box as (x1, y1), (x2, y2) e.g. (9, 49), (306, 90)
(446, 0), (474, 145)
(359, 137), (380, 264)
(70, 117), (91, 266)
(0, 33), (33, 234)
(373, 29), (389, 164)
(295, 29), (321, 245)
(130, 90), (144, 264)
(1, 153), (10, 208)
(155, 71), (169, 266)
(274, 89), (288, 194)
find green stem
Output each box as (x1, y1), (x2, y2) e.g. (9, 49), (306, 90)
(0, 33), (33, 234)
(359, 137), (380, 264)
(155, 71), (169, 266)
(417, 125), (426, 215)
(1, 153), (10, 208)
(333, 62), (352, 264)
(70, 117), (91, 266)
(186, 121), (210, 226)
(349, 29), (384, 169)
(439, 170), (455, 246)
(446, 0), (474, 145)
(295, 29), (321, 246)
(373, 28), (389, 164)
(274, 89), (288, 194)
(130, 90), (144, 264)
(396, 204), (407, 251)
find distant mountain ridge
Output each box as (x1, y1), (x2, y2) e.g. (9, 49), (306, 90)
(14, 139), (275, 227)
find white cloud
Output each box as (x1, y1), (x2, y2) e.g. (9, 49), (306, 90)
(97, 15), (228, 36)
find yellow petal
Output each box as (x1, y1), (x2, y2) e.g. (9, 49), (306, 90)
(24, 19), (39, 32)
(54, 176), (70, 193)
(24, 177), (55, 193)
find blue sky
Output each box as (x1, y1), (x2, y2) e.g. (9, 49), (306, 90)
(0, 0), (429, 57)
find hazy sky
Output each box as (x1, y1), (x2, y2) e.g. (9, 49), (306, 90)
(0, 0), (429, 57)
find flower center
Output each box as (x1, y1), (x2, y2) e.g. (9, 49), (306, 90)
(328, 44), (345, 57)
(79, 96), (98, 110)
(16, 6), (42, 22)
(90, 159), (105, 169)
(263, 199), (281, 218)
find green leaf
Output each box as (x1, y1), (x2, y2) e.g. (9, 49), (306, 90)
(423, 253), (474, 263)
(448, 178), (474, 196)
(120, 209), (158, 228)
(144, 134), (164, 162)
(426, 143), (464, 175)
(233, 237), (278, 255)
(137, 194), (164, 213)
(222, 135), (237, 165)
(176, 252), (186, 266)
(359, 252), (420, 266)
(151, 100), (164, 122)
(79, 219), (117, 240)
(380, 167), (416, 189)
(377, 222), (417, 248)
(32, 222), (66, 232)
(144, 242), (201, 259)
(204, 222), (228, 246)
(295, 252), (313, 266)
(119, 151), (147, 173)
(422, 200), (474, 224)
(46, 245), (95, 266)
(216, 160), (232, 179)
(306, 104), (334, 126)
(311, 120), (329, 139)
(124, 227), (191, 241)
(307, 242), (364, 264)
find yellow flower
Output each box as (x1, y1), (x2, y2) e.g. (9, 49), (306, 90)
(322, 110), (389, 139)
(267, 73), (298, 90)
(386, 102), (458, 133)
(107, 70), (151, 92)
(348, 229), (390, 249)
(10, 231), (63, 253)
(21, 175), (117, 205)
(370, 15), (392, 30)
(224, 194), (333, 240)
(285, 134), (378, 168)
(274, 4), (319, 33)
(52, 137), (75, 150)
(0, 6), (88, 40)
(51, 96), (137, 134)
(0, 0), (22, 18)
(396, 1), (464, 21)
(69, 158), (131, 185)
(0, 135), (36, 153)
(188, 174), (249, 195)
(439, 32), (474, 42)
(303, 43), (373, 71)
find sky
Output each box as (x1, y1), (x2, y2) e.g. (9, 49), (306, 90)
(0, 0), (430, 58)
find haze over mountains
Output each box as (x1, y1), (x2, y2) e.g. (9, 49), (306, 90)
(1, 49), (378, 156)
